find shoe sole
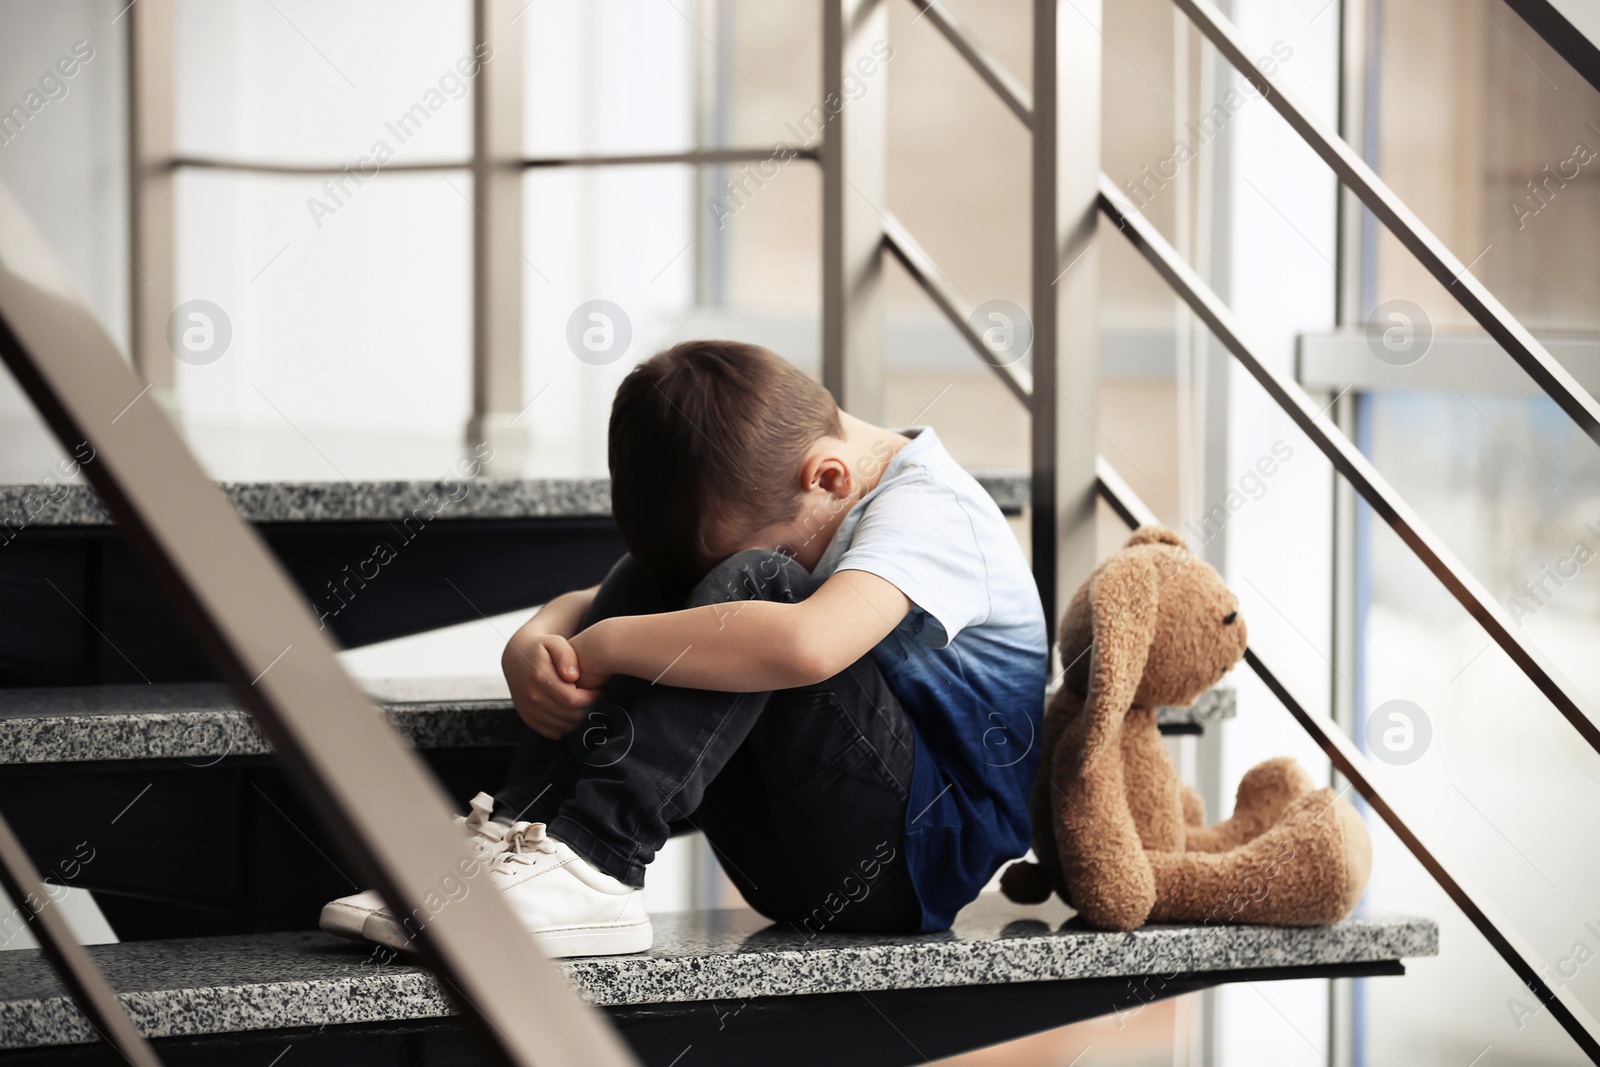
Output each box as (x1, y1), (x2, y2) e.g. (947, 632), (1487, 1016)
(362, 911), (653, 959)
(320, 900), (381, 941)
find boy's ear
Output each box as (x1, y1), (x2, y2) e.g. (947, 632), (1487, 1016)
(801, 449), (853, 499)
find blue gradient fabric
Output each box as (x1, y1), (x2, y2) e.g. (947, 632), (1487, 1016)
(813, 428), (1048, 930)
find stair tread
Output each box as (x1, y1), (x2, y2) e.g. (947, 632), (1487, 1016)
(0, 472), (1031, 527)
(0, 895), (1436, 1049)
(0, 683), (1235, 765)
(0, 681), (522, 765)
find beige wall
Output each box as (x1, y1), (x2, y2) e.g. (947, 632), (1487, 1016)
(1375, 0), (1600, 333)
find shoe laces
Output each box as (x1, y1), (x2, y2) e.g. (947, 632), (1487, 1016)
(454, 792), (509, 861)
(492, 821), (559, 868)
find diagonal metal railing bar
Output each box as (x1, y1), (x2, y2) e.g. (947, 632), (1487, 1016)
(1502, 0), (1600, 95)
(880, 217), (1034, 405)
(905, 0), (1034, 128)
(1170, 0), (1600, 452)
(1095, 456), (1600, 1064)
(0, 811), (162, 1067)
(1096, 175), (1600, 762)
(0, 188), (633, 1067)
(171, 148), (821, 177)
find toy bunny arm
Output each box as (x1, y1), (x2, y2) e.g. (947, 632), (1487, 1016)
(1118, 706), (1187, 852)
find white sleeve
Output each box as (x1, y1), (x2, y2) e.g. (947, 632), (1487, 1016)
(831, 472), (992, 648)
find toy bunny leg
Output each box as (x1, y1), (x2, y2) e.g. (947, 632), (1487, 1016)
(1183, 757), (1315, 854)
(1146, 788), (1372, 926)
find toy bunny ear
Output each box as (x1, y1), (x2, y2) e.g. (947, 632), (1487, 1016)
(1077, 552), (1163, 766)
(1124, 525), (1183, 549)
(1056, 550), (1164, 929)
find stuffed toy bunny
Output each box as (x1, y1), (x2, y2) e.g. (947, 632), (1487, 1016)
(1000, 526), (1371, 931)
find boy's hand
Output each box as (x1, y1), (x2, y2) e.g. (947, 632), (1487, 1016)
(568, 624), (615, 690)
(503, 631), (602, 739)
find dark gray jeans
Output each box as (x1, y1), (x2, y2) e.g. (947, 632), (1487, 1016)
(494, 550), (923, 934)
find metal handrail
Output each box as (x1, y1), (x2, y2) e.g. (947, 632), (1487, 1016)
(1095, 458), (1600, 1063)
(910, 6), (1600, 1058)
(914, 0), (1600, 451)
(1503, 0), (1600, 94)
(170, 147), (819, 176)
(885, 177), (1600, 771)
(1171, 0), (1600, 452)
(880, 217), (1034, 404)
(1095, 176), (1600, 763)
(0, 185), (632, 1066)
(0, 811), (160, 1067)
(909, 0), (1034, 127)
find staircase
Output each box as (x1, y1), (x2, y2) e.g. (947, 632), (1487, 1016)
(0, 466), (1435, 1065)
(0, 897), (1434, 1066)
(9, 0), (1600, 1061)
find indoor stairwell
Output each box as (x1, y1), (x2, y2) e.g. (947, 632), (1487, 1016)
(2, 0), (1598, 1063)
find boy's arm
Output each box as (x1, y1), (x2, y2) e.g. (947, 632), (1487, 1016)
(502, 585), (601, 739)
(570, 570), (911, 692)
(516, 585), (598, 639)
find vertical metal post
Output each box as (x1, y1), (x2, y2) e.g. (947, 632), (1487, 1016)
(1329, 0), (1372, 1062)
(694, 0), (732, 309)
(690, 0), (730, 910)
(1031, 0), (1101, 641)
(469, 0), (527, 468)
(821, 0), (887, 422)
(127, 0), (175, 398)
(1191, 18), (1229, 1066)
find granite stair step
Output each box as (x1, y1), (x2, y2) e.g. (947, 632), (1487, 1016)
(0, 895), (1437, 1058)
(0, 682), (1237, 767)
(0, 472), (1031, 528)
(0, 473), (1033, 685)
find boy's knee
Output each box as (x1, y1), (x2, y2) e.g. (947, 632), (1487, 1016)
(687, 549), (807, 608)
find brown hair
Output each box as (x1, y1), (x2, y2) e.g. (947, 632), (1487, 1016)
(608, 340), (842, 584)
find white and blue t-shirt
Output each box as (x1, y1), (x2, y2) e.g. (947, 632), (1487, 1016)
(813, 427), (1047, 930)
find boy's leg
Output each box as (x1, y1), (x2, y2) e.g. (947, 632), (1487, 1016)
(692, 653), (923, 934)
(492, 554), (673, 825)
(540, 549), (919, 931)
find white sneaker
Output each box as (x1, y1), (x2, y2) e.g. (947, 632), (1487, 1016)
(361, 820), (653, 959)
(319, 791), (512, 940)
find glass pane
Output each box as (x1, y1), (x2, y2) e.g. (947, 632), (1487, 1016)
(175, 0), (473, 165)
(1371, 0), (1600, 333)
(0, 0), (129, 480)
(1360, 388), (1600, 1065)
(0, 0), (127, 354)
(519, 165), (697, 477)
(523, 0), (695, 158)
(173, 167), (472, 479)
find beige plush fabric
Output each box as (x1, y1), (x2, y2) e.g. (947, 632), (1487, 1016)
(1000, 526), (1372, 931)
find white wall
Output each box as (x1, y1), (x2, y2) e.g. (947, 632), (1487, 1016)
(0, 0), (126, 476)
(1211, 0), (1341, 1061)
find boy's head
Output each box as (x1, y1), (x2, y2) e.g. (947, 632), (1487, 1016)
(609, 340), (844, 584)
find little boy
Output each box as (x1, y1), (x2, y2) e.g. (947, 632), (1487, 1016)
(324, 340), (1046, 956)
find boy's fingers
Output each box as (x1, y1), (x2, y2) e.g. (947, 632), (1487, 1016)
(538, 674), (598, 711)
(559, 685), (603, 711)
(545, 638), (581, 682)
